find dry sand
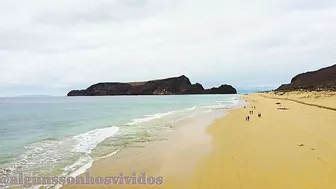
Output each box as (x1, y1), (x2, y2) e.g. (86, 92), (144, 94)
(63, 92), (336, 189)
(187, 93), (336, 189)
(264, 91), (336, 109)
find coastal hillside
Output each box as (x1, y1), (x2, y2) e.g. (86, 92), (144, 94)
(67, 75), (237, 96)
(276, 64), (336, 91)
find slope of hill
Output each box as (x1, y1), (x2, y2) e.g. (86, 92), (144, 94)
(67, 75), (237, 96)
(276, 64), (336, 91)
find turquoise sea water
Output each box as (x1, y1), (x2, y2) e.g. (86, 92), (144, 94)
(0, 95), (241, 187)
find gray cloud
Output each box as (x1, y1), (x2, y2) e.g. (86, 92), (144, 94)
(34, 0), (179, 26)
(0, 0), (335, 96)
(283, 0), (336, 10)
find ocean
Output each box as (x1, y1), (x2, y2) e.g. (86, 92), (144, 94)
(0, 94), (241, 188)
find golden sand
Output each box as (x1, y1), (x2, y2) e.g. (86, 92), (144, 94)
(264, 91), (336, 110)
(63, 92), (336, 189)
(187, 93), (336, 189)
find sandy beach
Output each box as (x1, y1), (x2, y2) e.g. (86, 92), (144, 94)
(63, 92), (336, 189)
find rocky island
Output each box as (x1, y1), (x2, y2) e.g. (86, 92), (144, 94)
(67, 75), (237, 96)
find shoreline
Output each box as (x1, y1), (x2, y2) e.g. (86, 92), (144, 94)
(63, 92), (336, 189)
(62, 107), (231, 189)
(0, 95), (241, 189)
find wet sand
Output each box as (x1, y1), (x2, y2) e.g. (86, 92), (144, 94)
(63, 92), (336, 189)
(62, 111), (224, 189)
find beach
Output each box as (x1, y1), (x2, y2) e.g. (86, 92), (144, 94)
(0, 95), (240, 189)
(62, 91), (336, 189)
(1, 0), (335, 188)
(187, 92), (336, 189)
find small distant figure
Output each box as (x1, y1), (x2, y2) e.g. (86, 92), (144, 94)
(244, 106), (246, 109)
(258, 113), (262, 118)
(245, 116), (250, 121)
(251, 110), (254, 115)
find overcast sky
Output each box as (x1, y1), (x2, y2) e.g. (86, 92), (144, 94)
(0, 0), (335, 96)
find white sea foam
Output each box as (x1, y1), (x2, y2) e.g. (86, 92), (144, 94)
(125, 105), (201, 126)
(4, 126), (120, 189)
(206, 96), (242, 110)
(95, 149), (121, 161)
(62, 156), (92, 175)
(50, 127), (120, 189)
(185, 106), (196, 110)
(215, 97), (239, 104)
(230, 96), (240, 104)
(6, 138), (72, 179)
(202, 104), (228, 110)
(72, 126), (120, 154)
(63, 126), (120, 179)
(125, 111), (174, 126)
(46, 156), (93, 189)
(50, 156), (93, 189)
(1, 95), (242, 189)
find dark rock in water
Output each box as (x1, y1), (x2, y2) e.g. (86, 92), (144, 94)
(204, 85), (237, 94)
(67, 75), (237, 96)
(276, 64), (336, 91)
(67, 90), (86, 96)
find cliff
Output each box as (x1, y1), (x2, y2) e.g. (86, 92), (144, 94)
(276, 64), (336, 91)
(67, 75), (237, 96)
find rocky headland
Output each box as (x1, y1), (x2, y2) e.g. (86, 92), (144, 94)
(67, 75), (237, 96)
(276, 64), (336, 91)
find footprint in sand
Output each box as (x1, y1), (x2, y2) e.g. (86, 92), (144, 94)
(236, 172), (243, 189)
(317, 157), (328, 164)
(297, 144), (316, 151)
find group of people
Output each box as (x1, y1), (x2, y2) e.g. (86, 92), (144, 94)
(244, 106), (261, 121)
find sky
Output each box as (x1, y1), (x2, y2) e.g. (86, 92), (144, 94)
(0, 0), (335, 96)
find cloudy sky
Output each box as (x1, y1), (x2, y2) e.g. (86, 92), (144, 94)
(0, 0), (335, 96)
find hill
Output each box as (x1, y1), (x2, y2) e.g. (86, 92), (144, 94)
(276, 64), (336, 91)
(67, 75), (237, 96)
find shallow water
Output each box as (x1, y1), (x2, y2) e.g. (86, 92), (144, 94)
(0, 94), (240, 187)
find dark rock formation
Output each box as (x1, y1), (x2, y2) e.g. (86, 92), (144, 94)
(67, 75), (237, 96)
(276, 64), (336, 91)
(204, 85), (237, 94)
